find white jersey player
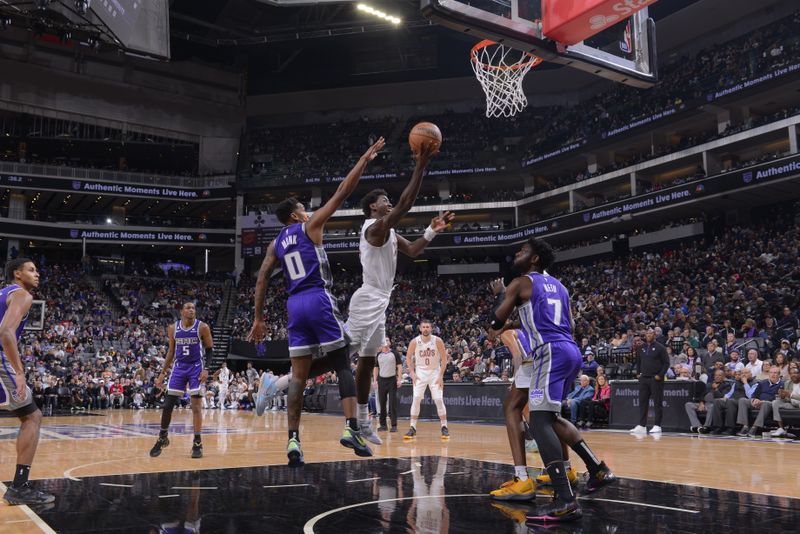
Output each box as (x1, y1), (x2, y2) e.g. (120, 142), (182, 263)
(345, 142), (454, 446)
(404, 320), (449, 440)
(213, 362), (231, 409)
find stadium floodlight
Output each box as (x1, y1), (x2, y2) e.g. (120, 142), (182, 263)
(35, 0), (51, 10)
(356, 3), (401, 25)
(106, 217), (113, 224)
(0, 18), (10, 31)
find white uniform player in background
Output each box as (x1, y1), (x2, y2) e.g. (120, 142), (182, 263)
(345, 141), (453, 446)
(404, 320), (449, 440)
(213, 362), (231, 409)
(406, 456), (449, 534)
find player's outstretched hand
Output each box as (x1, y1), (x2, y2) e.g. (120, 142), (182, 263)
(489, 278), (505, 296)
(430, 211), (454, 233)
(413, 140), (440, 162)
(247, 319), (268, 343)
(363, 137), (386, 161)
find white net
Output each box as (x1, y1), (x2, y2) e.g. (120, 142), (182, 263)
(470, 40), (542, 118)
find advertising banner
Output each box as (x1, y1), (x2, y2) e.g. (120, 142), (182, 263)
(609, 380), (693, 432)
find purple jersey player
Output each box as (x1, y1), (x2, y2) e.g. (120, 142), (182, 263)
(0, 258), (54, 506)
(487, 238), (615, 522)
(150, 302), (213, 460)
(248, 137), (385, 467)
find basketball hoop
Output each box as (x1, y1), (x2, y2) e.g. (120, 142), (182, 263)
(470, 40), (542, 118)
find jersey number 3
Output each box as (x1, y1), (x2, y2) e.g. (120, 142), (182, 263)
(547, 298), (562, 325)
(285, 251), (307, 281)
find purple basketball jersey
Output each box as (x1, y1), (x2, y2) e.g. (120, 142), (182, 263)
(274, 223), (333, 295)
(518, 272), (574, 347)
(174, 319), (204, 365)
(515, 328), (533, 359)
(0, 285), (28, 343)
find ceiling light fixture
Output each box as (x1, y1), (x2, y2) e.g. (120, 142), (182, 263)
(356, 3), (401, 25)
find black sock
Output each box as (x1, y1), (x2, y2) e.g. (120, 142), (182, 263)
(194, 433), (201, 444)
(346, 418), (360, 432)
(546, 462), (575, 502)
(159, 428), (168, 439)
(13, 464), (30, 488)
(288, 430), (299, 441)
(571, 440), (603, 476)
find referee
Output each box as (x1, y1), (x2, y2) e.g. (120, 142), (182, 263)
(374, 338), (402, 432)
(631, 328), (670, 435)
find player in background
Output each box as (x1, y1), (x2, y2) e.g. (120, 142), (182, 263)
(404, 320), (449, 440)
(213, 362), (231, 409)
(488, 238), (615, 522)
(150, 302), (214, 459)
(248, 138), (385, 466)
(347, 142), (454, 445)
(0, 258), (54, 505)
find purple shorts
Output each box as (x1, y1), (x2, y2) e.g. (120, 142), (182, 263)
(528, 341), (582, 412)
(287, 289), (347, 357)
(167, 361), (203, 397)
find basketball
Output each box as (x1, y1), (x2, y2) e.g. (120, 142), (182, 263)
(409, 121), (443, 152)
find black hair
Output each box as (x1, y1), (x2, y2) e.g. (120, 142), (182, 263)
(276, 197), (301, 225)
(5, 257), (34, 282)
(526, 238), (555, 271)
(182, 301), (196, 309)
(361, 189), (388, 217)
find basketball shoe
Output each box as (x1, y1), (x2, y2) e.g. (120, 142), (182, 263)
(534, 467), (578, 487)
(340, 427), (373, 457)
(149, 435), (170, 457)
(490, 476), (536, 501)
(403, 426), (417, 441)
(287, 437), (304, 467)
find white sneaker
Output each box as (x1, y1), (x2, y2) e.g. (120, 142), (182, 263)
(649, 426), (662, 434)
(770, 428), (787, 437)
(359, 421), (383, 445)
(629, 425), (647, 435)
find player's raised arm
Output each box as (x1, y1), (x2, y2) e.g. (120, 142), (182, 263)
(306, 137), (385, 243)
(365, 142), (438, 247)
(248, 240), (278, 343)
(397, 210), (455, 258)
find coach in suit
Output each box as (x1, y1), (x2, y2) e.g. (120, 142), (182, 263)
(631, 328), (670, 434)
(374, 339), (403, 432)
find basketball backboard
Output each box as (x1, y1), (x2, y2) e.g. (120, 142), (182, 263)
(421, 0), (657, 87)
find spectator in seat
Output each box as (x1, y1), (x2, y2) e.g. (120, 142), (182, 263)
(737, 366), (783, 437)
(685, 369), (727, 434)
(770, 367), (800, 437)
(704, 340), (725, 372)
(744, 349), (763, 378)
(777, 339), (796, 362)
(577, 374), (610, 428)
(773, 352), (790, 380)
(716, 369), (751, 435)
(756, 361), (772, 382)
(451, 372), (462, 383)
(725, 350), (745, 373)
(563, 375), (594, 424)
(56, 379), (71, 409)
(109, 381), (124, 409)
(723, 333), (737, 358)
(582, 351), (599, 375)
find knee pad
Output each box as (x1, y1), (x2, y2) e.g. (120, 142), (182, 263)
(329, 347), (356, 399)
(163, 395), (179, 410)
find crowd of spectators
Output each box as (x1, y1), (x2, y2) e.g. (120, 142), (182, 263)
(241, 10), (799, 190)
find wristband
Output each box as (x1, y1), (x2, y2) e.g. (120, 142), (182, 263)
(490, 314), (504, 330)
(423, 225), (437, 241)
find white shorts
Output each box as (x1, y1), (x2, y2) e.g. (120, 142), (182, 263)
(513, 362), (533, 389)
(345, 285), (391, 357)
(413, 369), (443, 400)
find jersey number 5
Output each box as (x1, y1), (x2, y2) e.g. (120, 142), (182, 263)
(181, 345), (191, 356)
(285, 251), (307, 281)
(547, 298), (562, 325)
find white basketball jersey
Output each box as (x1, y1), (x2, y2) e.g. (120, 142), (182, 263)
(414, 335), (441, 372)
(359, 218), (398, 293)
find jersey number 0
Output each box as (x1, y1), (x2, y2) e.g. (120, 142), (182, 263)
(285, 251), (307, 280)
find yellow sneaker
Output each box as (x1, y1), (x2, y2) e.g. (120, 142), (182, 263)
(534, 467), (578, 487)
(489, 476), (536, 501)
(491, 502), (529, 523)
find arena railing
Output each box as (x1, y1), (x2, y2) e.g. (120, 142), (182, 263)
(0, 161), (233, 189)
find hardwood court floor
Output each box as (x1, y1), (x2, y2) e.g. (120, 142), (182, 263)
(0, 409), (798, 532)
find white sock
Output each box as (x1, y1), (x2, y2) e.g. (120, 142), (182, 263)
(410, 419), (417, 428)
(441, 420), (448, 428)
(514, 466), (529, 480)
(357, 403), (369, 423)
(275, 374), (290, 392)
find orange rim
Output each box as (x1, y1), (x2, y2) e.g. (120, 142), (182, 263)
(470, 39), (543, 72)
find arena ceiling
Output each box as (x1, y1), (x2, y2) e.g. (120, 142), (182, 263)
(167, 0), (707, 94)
